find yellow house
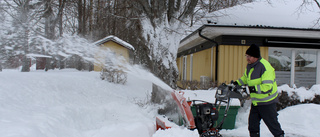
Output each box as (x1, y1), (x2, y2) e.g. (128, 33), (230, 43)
(93, 35), (134, 71)
(177, 25), (320, 88)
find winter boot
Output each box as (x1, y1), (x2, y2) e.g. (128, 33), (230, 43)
(276, 134), (285, 137)
(250, 132), (260, 137)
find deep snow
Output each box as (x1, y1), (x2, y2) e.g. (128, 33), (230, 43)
(1, 65), (320, 137)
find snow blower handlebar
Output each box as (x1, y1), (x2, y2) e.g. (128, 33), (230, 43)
(214, 81), (249, 130)
(215, 81), (249, 106)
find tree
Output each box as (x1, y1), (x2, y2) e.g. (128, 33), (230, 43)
(1, 0), (68, 70)
(42, 0), (66, 39)
(297, 0), (320, 27)
(2, 0), (34, 72)
(0, 0), (254, 85)
(122, 0), (254, 87)
(61, 0), (254, 87)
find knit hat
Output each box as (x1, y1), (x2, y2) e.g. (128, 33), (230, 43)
(246, 44), (261, 58)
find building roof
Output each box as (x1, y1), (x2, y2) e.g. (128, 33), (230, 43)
(179, 25), (320, 53)
(296, 53), (317, 62)
(94, 35), (135, 50)
(179, 0), (320, 53)
(209, 0), (319, 29)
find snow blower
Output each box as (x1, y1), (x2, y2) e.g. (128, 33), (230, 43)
(192, 82), (249, 137)
(155, 82), (249, 137)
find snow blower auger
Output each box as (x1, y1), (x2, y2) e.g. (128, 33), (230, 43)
(155, 82), (249, 137)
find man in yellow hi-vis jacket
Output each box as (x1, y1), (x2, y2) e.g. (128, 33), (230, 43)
(234, 44), (284, 137)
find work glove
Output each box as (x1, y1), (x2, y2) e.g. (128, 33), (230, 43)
(232, 81), (238, 85)
(248, 86), (256, 93)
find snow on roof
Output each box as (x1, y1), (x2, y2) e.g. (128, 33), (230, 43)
(26, 54), (52, 58)
(305, 61), (316, 68)
(297, 53), (317, 62)
(93, 35), (135, 50)
(269, 54), (291, 67)
(179, 0), (320, 52)
(210, 0), (319, 28)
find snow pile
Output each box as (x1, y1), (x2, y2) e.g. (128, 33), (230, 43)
(0, 67), (159, 137)
(1, 68), (320, 137)
(278, 84), (320, 102)
(152, 127), (199, 137)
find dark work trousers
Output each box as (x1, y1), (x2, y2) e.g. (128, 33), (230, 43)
(248, 103), (284, 137)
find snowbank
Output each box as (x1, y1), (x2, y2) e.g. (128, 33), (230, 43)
(1, 68), (320, 137)
(278, 84), (320, 102)
(0, 68), (160, 137)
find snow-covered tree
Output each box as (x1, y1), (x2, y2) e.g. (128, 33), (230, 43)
(125, 0), (254, 87)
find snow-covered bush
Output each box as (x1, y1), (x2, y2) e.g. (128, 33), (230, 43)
(277, 85), (320, 110)
(100, 66), (127, 84)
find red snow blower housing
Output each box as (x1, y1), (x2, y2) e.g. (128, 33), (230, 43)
(156, 82), (249, 137)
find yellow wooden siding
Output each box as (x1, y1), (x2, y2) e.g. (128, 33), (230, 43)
(176, 56), (183, 87)
(186, 55), (191, 80)
(94, 41), (130, 71)
(217, 45), (269, 84)
(176, 47), (216, 87)
(192, 47), (216, 82)
(176, 57), (181, 80)
(176, 45), (268, 87)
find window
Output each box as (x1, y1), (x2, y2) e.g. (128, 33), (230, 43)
(294, 50), (316, 88)
(268, 48), (291, 86)
(269, 48), (318, 88)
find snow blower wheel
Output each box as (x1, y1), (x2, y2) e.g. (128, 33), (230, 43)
(200, 130), (222, 137)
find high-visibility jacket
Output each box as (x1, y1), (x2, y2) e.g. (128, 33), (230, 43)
(236, 57), (278, 106)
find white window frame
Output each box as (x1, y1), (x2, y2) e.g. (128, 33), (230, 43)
(317, 50), (320, 84)
(290, 50), (295, 87)
(183, 56), (187, 81)
(270, 47), (320, 87)
(190, 54), (193, 80)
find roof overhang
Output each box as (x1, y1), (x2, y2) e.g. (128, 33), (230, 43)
(178, 25), (320, 53)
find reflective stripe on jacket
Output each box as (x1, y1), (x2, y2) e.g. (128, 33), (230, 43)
(236, 57), (278, 106)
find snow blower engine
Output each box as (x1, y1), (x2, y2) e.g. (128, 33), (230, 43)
(191, 81), (249, 137)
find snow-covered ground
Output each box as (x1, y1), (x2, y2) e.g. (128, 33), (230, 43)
(0, 66), (320, 137)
